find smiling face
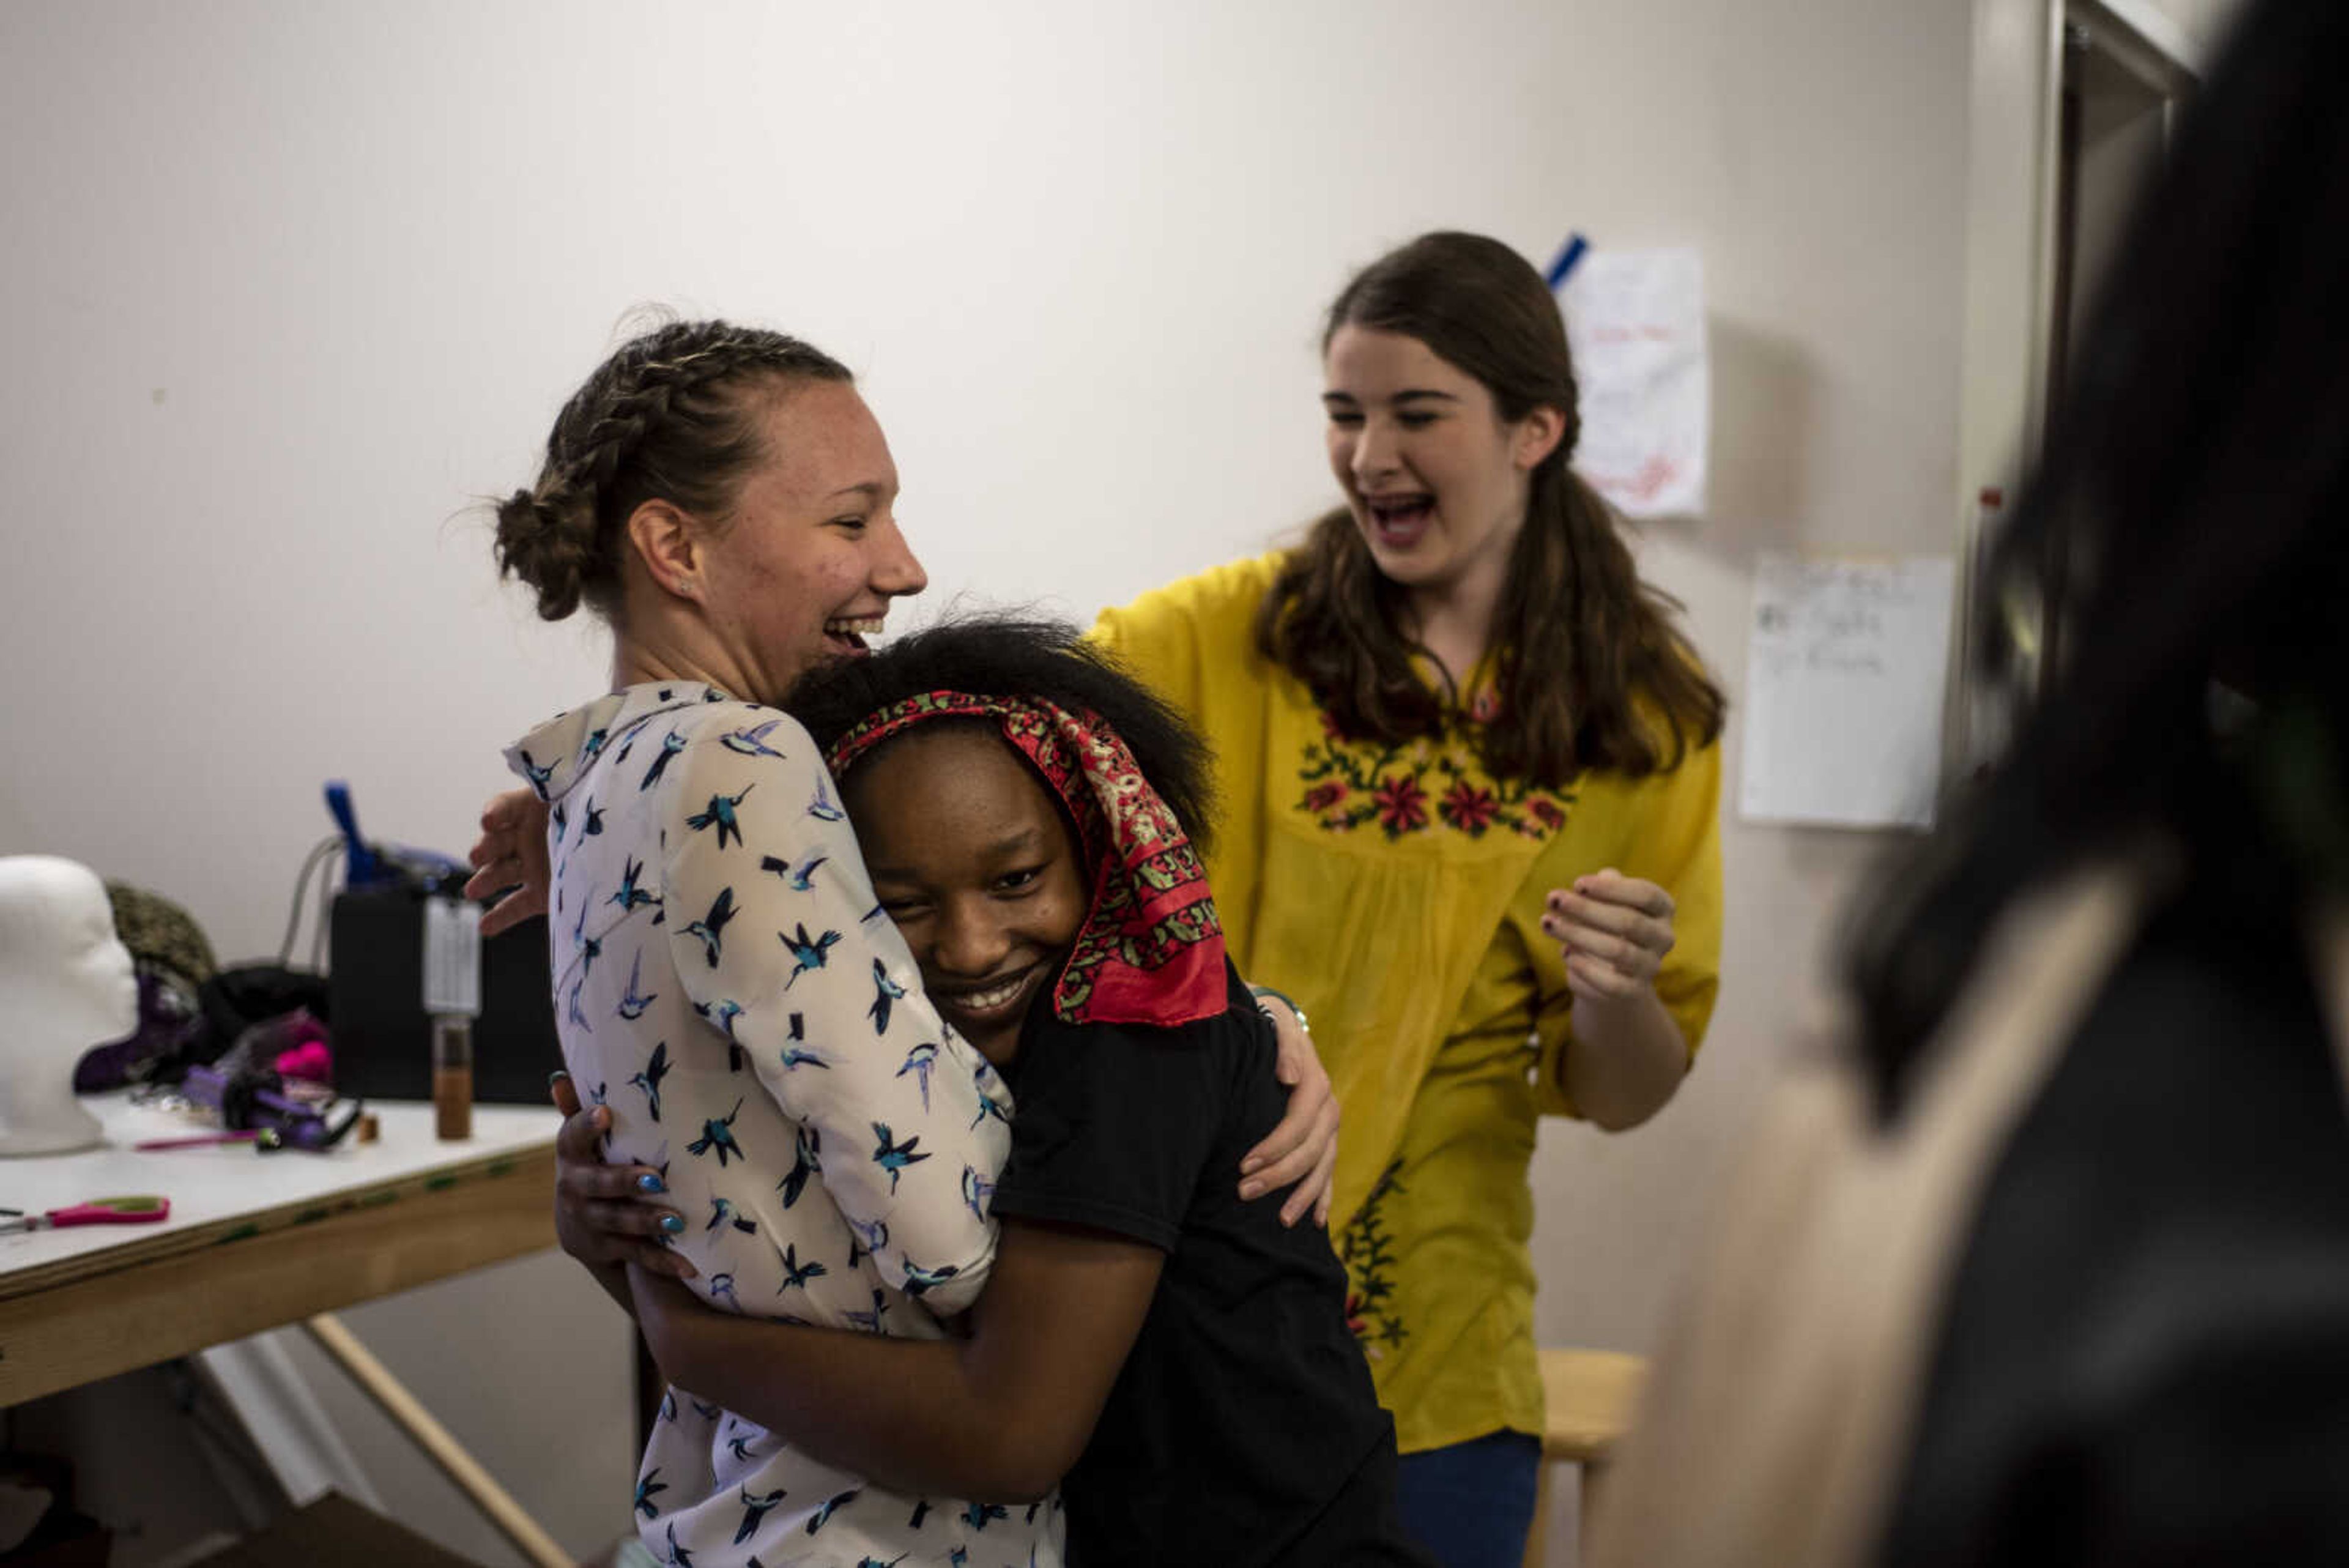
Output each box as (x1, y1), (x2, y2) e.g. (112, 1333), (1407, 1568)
(1322, 324), (1562, 614)
(692, 379), (929, 701)
(842, 725), (1090, 1067)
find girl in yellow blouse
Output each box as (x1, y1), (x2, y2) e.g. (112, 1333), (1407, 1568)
(1091, 231), (1725, 1567)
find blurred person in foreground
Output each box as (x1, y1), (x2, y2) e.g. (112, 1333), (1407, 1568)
(1589, 0), (2349, 1561)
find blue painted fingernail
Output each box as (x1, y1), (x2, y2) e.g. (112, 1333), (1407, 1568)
(548, 1069), (570, 1086)
(637, 1173), (667, 1194)
(659, 1214), (685, 1235)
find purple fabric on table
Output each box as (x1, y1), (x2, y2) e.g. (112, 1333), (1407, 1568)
(73, 972), (202, 1093)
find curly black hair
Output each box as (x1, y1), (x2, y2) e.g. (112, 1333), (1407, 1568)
(782, 616), (1219, 858)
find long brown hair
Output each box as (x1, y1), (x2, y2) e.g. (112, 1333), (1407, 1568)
(1255, 232), (1724, 786)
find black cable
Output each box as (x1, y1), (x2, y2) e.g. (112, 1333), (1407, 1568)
(308, 842), (340, 974)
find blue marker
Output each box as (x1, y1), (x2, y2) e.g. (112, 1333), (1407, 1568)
(324, 780), (387, 888)
(1546, 231), (1590, 291)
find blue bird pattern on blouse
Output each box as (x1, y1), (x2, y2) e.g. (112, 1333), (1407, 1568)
(507, 683), (1056, 1567)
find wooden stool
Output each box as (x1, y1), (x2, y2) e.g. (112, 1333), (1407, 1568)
(1522, 1348), (1647, 1567)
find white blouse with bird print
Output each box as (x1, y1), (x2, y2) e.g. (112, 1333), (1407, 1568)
(508, 682), (1061, 1568)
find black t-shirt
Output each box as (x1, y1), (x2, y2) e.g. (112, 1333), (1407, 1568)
(991, 963), (1434, 1567)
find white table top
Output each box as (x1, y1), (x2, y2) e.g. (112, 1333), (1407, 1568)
(0, 1091), (558, 1290)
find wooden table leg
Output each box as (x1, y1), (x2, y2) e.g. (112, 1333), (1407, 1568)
(304, 1313), (572, 1568)
(1537, 1348), (1647, 1566)
(1578, 1458), (1612, 1565)
(1523, 1454), (1555, 1566)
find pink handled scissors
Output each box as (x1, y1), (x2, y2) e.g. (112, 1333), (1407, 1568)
(0, 1195), (171, 1233)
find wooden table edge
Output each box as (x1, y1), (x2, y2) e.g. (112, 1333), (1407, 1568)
(0, 1140), (557, 1302)
(0, 1143), (557, 1408)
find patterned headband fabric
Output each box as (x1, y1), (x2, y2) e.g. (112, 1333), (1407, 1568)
(823, 690), (1228, 1030)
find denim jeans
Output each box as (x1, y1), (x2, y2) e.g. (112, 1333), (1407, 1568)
(1393, 1429), (1543, 1567)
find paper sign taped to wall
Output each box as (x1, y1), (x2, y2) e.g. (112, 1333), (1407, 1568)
(1556, 247), (1709, 518)
(1739, 554), (1956, 830)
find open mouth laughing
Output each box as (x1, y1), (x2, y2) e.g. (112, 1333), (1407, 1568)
(822, 615), (886, 657)
(1362, 492), (1435, 549)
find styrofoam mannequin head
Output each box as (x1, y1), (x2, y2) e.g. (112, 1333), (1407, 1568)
(0, 856), (134, 1156)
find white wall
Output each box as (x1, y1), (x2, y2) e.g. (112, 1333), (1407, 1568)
(2, 2), (1980, 1562)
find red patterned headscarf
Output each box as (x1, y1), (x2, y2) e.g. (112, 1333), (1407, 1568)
(823, 691), (1228, 1029)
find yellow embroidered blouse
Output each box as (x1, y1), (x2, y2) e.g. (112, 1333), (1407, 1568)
(1093, 552), (1723, 1455)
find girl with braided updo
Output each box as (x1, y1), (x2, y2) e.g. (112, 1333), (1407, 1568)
(477, 319), (1336, 1568)
(493, 322), (902, 685)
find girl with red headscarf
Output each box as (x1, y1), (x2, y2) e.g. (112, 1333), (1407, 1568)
(624, 617), (1434, 1567)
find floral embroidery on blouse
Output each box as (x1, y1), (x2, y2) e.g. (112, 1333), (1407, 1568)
(1294, 723), (1575, 842)
(1339, 1158), (1409, 1359)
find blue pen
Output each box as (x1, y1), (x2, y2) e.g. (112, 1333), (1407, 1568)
(1546, 232), (1590, 291)
(324, 780), (387, 888)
